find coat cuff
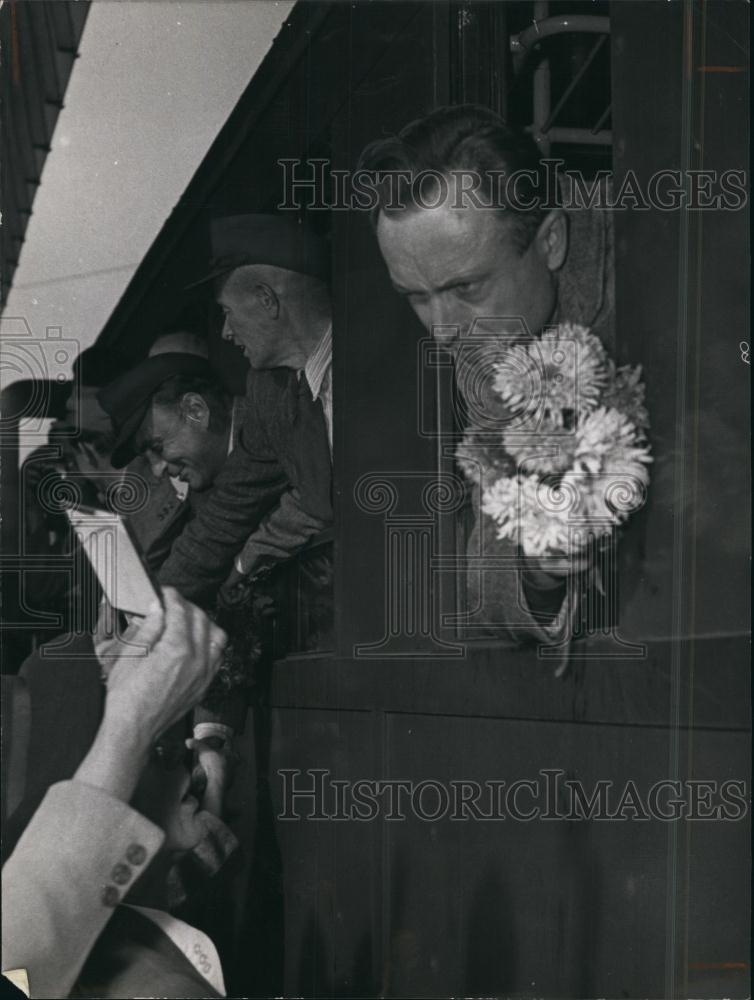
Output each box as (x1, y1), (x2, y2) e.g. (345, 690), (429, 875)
(13, 780), (165, 908)
(2, 781), (164, 999)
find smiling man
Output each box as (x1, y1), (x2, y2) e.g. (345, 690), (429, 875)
(124, 367), (232, 494)
(151, 214), (333, 607)
(99, 347), (327, 600)
(359, 104), (614, 639)
(98, 354), (233, 575)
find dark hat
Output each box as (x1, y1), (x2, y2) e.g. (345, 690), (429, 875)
(187, 213), (330, 288)
(72, 343), (133, 388)
(97, 352), (215, 468)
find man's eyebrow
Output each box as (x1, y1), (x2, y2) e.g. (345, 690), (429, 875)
(391, 272), (487, 295)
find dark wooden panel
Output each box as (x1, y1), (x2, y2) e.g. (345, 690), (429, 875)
(611, 0), (750, 643)
(267, 708), (749, 998)
(378, 715), (749, 998)
(331, 2), (451, 658)
(269, 707), (379, 996)
(448, 0), (509, 110)
(270, 633), (750, 732)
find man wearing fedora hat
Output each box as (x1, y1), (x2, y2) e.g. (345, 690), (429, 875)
(99, 340), (328, 607)
(151, 214), (333, 607)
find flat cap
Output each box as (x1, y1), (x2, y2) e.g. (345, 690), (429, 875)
(97, 352), (215, 468)
(187, 213), (330, 288)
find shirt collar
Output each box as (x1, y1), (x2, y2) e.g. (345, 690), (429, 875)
(302, 323), (332, 400)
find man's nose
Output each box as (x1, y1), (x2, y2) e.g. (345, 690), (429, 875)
(425, 298), (460, 347)
(431, 323), (461, 347)
(221, 317), (234, 341)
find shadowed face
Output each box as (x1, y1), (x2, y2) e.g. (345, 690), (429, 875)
(134, 397), (227, 492)
(55, 385), (114, 448)
(376, 199), (566, 355)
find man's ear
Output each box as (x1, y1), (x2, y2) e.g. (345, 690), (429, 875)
(180, 392), (211, 429)
(535, 210), (568, 271)
(255, 282), (280, 318)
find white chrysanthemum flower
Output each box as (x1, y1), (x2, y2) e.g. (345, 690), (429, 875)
(466, 330), (652, 559)
(573, 407), (652, 526)
(573, 407), (649, 474)
(491, 323), (608, 427)
(480, 475), (520, 526)
(501, 411), (575, 476)
(501, 436), (573, 476)
(482, 474), (575, 556)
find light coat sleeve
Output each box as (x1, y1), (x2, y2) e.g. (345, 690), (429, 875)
(2, 781), (164, 999)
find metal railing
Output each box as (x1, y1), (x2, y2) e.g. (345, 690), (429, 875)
(510, 4), (612, 154)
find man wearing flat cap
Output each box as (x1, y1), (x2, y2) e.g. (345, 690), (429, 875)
(151, 214), (332, 607)
(99, 346), (325, 604)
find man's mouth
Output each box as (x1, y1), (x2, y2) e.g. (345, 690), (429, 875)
(230, 337), (249, 358)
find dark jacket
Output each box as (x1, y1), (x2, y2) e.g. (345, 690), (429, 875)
(158, 367), (332, 604)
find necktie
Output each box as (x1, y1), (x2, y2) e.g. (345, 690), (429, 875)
(289, 371), (332, 519)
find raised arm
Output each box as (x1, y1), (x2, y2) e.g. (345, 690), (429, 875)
(1, 591), (226, 999)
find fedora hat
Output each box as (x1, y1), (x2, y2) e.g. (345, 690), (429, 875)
(186, 213), (330, 288)
(97, 353), (216, 468)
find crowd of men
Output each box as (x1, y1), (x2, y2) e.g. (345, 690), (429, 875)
(2, 104), (611, 998)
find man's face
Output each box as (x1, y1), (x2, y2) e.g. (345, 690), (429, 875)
(136, 399), (226, 492)
(217, 270), (281, 369)
(57, 385), (113, 444)
(376, 200), (562, 355)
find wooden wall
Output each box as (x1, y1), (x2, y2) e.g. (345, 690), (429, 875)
(263, 3), (750, 998)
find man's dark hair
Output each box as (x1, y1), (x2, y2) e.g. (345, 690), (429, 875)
(152, 374), (231, 435)
(357, 103), (547, 253)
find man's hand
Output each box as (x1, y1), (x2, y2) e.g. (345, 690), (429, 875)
(104, 588), (227, 743)
(78, 589), (227, 802)
(520, 552), (588, 626)
(186, 737), (232, 817)
(218, 565), (252, 609)
(94, 598), (157, 673)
